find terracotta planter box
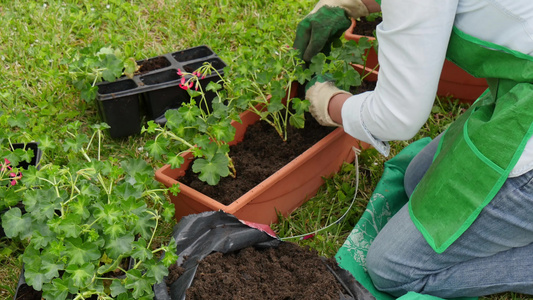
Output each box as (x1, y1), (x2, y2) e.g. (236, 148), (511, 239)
(345, 19), (487, 103)
(155, 108), (366, 225)
(95, 45), (227, 138)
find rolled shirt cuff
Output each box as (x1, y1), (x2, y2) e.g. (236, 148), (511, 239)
(341, 92), (390, 156)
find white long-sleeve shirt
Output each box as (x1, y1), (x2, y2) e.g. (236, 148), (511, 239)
(341, 0), (533, 177)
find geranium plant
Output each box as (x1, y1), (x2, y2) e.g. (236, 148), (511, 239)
(1, 123), (178, 300)
(142, 63), (240, 186)
(226, 46), (311, 141)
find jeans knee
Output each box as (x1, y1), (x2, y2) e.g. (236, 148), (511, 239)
(365, 243), (396, 291)
(366, 243), (414, 296)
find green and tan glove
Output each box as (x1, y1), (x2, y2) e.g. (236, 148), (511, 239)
(294, 0), (370, 62)
(306, 74), (352, 127)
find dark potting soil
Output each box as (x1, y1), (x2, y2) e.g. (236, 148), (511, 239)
(167, 242), (349, 300)
(137, 56), (171, 75)
(352, 17), (382, 37)
(14, 283), (42, 300)
(180, 115), (335, 205)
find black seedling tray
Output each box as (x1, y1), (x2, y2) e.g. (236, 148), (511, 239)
(96, 45), (227, 139)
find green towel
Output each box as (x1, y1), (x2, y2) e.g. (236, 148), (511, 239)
(335, 138), (475, 300)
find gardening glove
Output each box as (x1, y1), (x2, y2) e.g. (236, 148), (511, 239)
(294, 0), (369, 62)
(306, 74), (352, 127)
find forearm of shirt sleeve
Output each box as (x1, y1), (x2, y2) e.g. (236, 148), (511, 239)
(341, 0), (459, 156)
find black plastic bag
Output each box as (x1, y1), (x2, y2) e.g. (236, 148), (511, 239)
(153, 211), (375, 300)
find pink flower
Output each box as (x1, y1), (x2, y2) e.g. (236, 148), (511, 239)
(177, 69), (183, 76)
(2, 158), (12, 172)
(179, 77), (190, 90)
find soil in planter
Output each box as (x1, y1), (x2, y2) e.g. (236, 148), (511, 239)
(180, 81), (377, 206)
(180, 115), (335, 205)
(352, 17), (382, 37)
(167, 242), (350, 300)
(352, 80), (376, 95)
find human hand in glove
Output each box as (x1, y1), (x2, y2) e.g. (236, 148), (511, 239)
(306, 74), (352, 127)
(293, 0), (372, 62)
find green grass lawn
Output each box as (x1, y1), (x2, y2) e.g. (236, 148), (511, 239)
(0, 1), (530, 299)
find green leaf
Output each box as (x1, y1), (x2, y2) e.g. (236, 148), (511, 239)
(123, 57), (138, 78)
(289, 113), (305, 129)
(206, 81), (222, 92)
(132, 213), (156, 239)
(121, 158), (153, 180)
(161, 201), (175, 222)
(94, 203), (122, 224)
(209, 119), (235, 143)
(62, 134), (89, 153)
(291, 98), (310, 114)
(42, 277), (72, 300)
(1, 207), (32, 238)
(131, 239), (153, 261)
(103, 222), (127, 239)
(101, 54), (124, 82)
(56, 214), (83, 238)
(25, 261), (47, 291)
(110, 279), (128, 297)
(41, 253), (64, 281)
(81, 85), (99, 102)
(145, 260), (168, 283)
(160, 239), (179, 267)
(167, 154), (185, 169)
(309, 53), (326, 75)
(145, 138), (169, 160)
(169, 184), (180, 196)
(125, 269), (153, 298)
(70, 195), (91, 220)
(37, 134), (57, 152)
(63, 238), (101, 266)
(177, 104), (202, 125)
(64, 263), (95, 289)
(105, 235), (134, 259)
(192, 152), (230, 185)
(29, 226), (55, 249)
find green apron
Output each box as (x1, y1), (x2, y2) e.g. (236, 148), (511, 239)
(409, 27), (533, 253)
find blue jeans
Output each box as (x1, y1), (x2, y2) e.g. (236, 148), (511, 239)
(366, 135), (533, 298)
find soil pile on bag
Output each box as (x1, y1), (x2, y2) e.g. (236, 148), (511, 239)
(167, 241), (349, 300)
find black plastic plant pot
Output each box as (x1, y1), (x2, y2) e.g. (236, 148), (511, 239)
(95, 78), (144, 139)
(95, 45), (227, 138)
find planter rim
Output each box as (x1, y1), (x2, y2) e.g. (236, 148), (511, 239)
(344, 18), (376, 42)
(155, 121), (351, 211)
